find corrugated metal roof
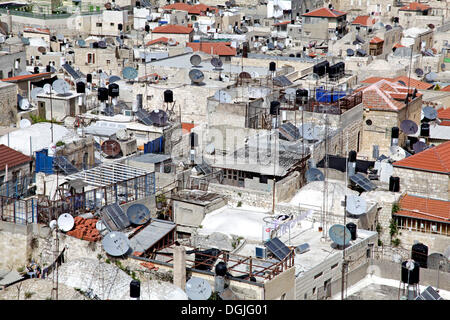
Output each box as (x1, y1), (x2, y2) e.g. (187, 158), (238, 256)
(0, 144), (33, 172)
(129, 219), (176, 252)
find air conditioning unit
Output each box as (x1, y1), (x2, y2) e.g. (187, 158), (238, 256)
(255, 246), (267, 259)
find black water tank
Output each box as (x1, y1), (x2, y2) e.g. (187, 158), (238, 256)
(145, 24), (150, 33)
(108, 83), (119, 97)
(401, 260), (420, 284)
(348, 150), (357, 163)
(98, 87), (108, 101)
(420, 123), (430, 137)
(164, 90), (173, 103)
(86, 74), (92, 83)
(243, 42), (249, 58)
(46, 65), (51, 72)
(118, 23), (123, 31)
(76, 81), (86, 94)
(393, 177), (400, 192)
(136, 1), (141, 7)
(289, 53), (295, 57)
(296, 53), (301, 58)
(270, 101), (280, 115)
(391, 127), (399, 139)
(346, 223), (357, 240)
(215, 262), (228, 276)
(412, 243), (428, 268)
(92, 42), (99, 48)
(190, 132), (198, 148)
(34, 66), (39, 74)
(130, 280), (140, 298)
(269, 61), (276, 72)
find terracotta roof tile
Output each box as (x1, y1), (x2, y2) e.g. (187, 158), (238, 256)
(1, 72), (52, 82)
(393, 140), (450, 174)
(362, 76), (433, 90)
(182, 122), (195, 133)
(186, 42), (236, 56)
(358, 79), (416, 111)
(441, 85), (450, 92)
(370, 36), (384, 44)
(400, 2), (431, 11)
(162, 3), (217, 14)
(303, 7), (346, 18)
(0, 144), (33, 172)
(395, 194), (449, 223)
(274, 21), (291, 26)
(152, 24), (193, 34)
(393, 43), (405, 49)
(352, 15), (376, 26)
(437, 107), (450, 120)
(146, 37), (169, 46)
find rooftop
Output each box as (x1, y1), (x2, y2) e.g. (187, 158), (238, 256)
(362, 76), (433, 90)
(186, 42), (236, 56)
(370, 36), (384, 44)
(399, 2), (431, 11)
(303, 7), (347, 18)
(394, 194), (449, 224)
(352, 15), (376, 27)
(392, 140), (450, 174)
(1, 72), (52, 82)
(438, 107), (450, 120)
(0, 144), (32, 172)
(152, 24), (194, 34)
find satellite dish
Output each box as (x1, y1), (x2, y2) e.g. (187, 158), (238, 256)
(126, 204), (151, 225)
(37, 46), (46, 54)
(398, 80), (406, 86)
(422, 106), (437, 120)
(43, 83), (52, 94)
(49, 220), (57, 229)
(52, 79), (71, 95)
(211, 57), (223, 69)
(345, 195), (368, 216)
(346, 48), (354, 56)
(213, 90), (232, 103)
(56, 34), (64, 41)
(21, 37), (30, 45)
(96, 220), (107, 232)
(19, 119), (32, 128)
(167, 38), (176, 46)
(99, 72), (109, 80)
(305, 168), (324, 183)
(400, 120), (418, 135)
(0, 36), (5, 44)
(123, 67), (138, 80)
(77, 39), (86, 47)
(149, 109), (169, 127)
(284, 88), (296, 100)
(102, 231), (131, 257)
(18, 98), (30, 111)
(190, 54), (201, 66)
(444, 246), (450, 260)
(390, 145), (408, 161)
(189, 69), (204, 84)
(329, 224), (351, 247)
(57, 213), (75, 232)
(385, 25), (392, 31)
(442, 63), (446, 71)
(412, 141), (428, 154)
(98, 40), (107, 48)
(424, 72), (437, 83)
(415, 68), (424, 76)
(238, 71), (251, 79)
(406, 259), (415, 271)
(185, 277), (212, 300)
(101, 139), (122, 157)
(116, 128), (128, 141)
(308, 73), (319, 81)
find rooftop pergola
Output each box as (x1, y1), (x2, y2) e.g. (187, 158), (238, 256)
(65, 162), (151, 188)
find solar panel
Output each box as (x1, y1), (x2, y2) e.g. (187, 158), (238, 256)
(417, 286), (444, 300)
(350, 173), (376, 191)
(265, 237), (291, 261)
(196, 162), (212, 175)
(135, 109), (153, 126)
(62, 63), (81, 80)
(273, 75), (293, 87)
(53, 156), (79, 175)
(279, 122), (300, 141)
(102, 203), (131, 231)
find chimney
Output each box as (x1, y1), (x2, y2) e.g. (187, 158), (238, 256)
(173, 245), (186, 290)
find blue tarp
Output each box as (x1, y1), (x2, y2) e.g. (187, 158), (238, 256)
(35, 149), (53, 174)
(144, 136), (164, 154)
(315, 87), (346, 103)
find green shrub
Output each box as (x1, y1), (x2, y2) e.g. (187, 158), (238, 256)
(237, 201), (242, 207)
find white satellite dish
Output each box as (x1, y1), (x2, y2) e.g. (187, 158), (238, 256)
(31, 87), (44, 100)
(52, 79), (71, 95)
(49, 220), (57, 229)
(43, 83), (52, 94)
(19, 98), (30, 111)
(185, 277), (212, 300)
(345, 195), (368, 216)
(19, 119), (32, 128)
(406, 259), (415, 271)
(116, 128), (128, 141)
(57, 213), (75, 232)
(96, 220), (106, 232)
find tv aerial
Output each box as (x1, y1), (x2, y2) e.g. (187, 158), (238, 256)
(345, 195), (368, 216)
(185, 277), (212, 300)
(305, 168), (324, 183)
(189, 69), (204, 84)
(57, 213), (75, 232)
(123, 66), (138, 80)
(126, 203), (151, 225)
(102, 231), (131, 257)
(329, 224), (351, 247)
(52, 79), (71, 96)
(190, 54), (201, 67)
(400, 120), (418, 135)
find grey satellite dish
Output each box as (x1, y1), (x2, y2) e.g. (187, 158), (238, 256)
(385, 25), (392, 31)
(398, 80), (406, 86)
(424, 72), (437, 83)
(413, 141), (428, 154)
(423, 106), (437, 120)
(305, 168), (324, 183)
(346, 48), (354, 56)
(390, 145), (408, 161)
(211, 57), (223, 69)
(415, 68), (424, 76)
(77, 39), (86, 47)
(43, 83), (52, 94)
(49, 220), (57, 230)
(213, 90), (232, 103)
(189, 69), (204, 84)
(149, 109), (169, 127)
(308, 73), (319, 81)
(102, 231), (131, 256)
(52, 79), (71, 95)
(267, 42), (275, 50)
(98, 40), (107, 48)
(126, 203), (151, 225)
(99, 72), (109, 80)
(355, 35), (365, 44)
(427, 253), (448, 272)
(0, 36), (5, 44)
(400, 120), (418, 135)
(190, 54), (201, 66)
(57, 213), (75, 232)
(444, 246), (450, 260)
(185, 277), (212, 300)
(19, 118), (32, 128)
(345, 195), (367, 216)
(21, 37), (30, 45)
(123, 67), (138, 80)
(441, 63), (446, 71)
(329, 224), (351, 247)
(205, 143), (215, 154)
(19, 98), (30, 111)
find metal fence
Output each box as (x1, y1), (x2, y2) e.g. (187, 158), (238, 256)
(0, 196), (38, 224)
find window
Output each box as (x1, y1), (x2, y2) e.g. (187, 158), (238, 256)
(314, 272), (323, 279)
(96, 22), (102, 27)
(312, 287), (316, 294)
(110, 22), (114, 26)
(304, 293), (307, 299)
(331, 263), (339, 269)
(87, 53), (95, 64)
(106, 60), (111, 65)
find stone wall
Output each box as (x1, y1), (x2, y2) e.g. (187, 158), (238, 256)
(0, 222), (32, 270)
(392, 167), (449, 201)
(0, 81), (18, 127)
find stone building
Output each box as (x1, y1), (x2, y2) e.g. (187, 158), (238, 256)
(356, 79), (423, 161)
(392, 140), (450, 201)
(301, 7), (348, 41)
(54, 136), (96, 170)
(151, 24), (194, 46)
(0, 144), (33, 184)
(0, 81), (18, 126)
(72, 46), (123, 76)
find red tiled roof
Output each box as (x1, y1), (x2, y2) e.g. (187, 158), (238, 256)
(23, 26), (50, 35)
(162, 2), (217, 14)
(146, 37), (169, 46)
(302, 7), (346, 18)
(393, 140), (450, 174)
(441, 85), (450, 92)
(437, 107), (450, 120)
(0, 144), (32, 172)
(1, 72), (52, 82)
(393, 43), (405, 49)
(370, 36), (384, 44)
(182, 122), (196, 133)
(186, 42), (236, 56)
(152, 24), (194, 34)
(440, 120), (450, 127)
(162, 3), (192, 11)
(395, 194), (449, 224)
(274, 21), (290, 26)
(352, 15), (376, 26)
(400, 2), (431, 11)
(362, 76), (433, 90)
